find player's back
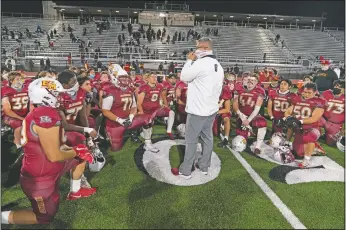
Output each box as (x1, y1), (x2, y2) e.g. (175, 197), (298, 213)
(21, 106), (66, 180)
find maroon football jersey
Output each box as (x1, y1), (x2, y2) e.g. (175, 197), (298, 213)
(269, 90), (296, 119)
(60, 88), (86, 124)
(21, 106), (66, 180)
(2, 85), (29, 117)
(162, 80), (176, 104)
(175, 81), (188, 104)
(267, 83), (279, 95)
(291, 95), (326, 130)
(103, 84), (135, 127)
(219, 85), (232, 109)
(235, 86), (266, 116)
(138, 83), (163, 113)
(322, 90), (345, 124)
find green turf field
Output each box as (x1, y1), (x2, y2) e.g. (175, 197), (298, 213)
(1, 119), (345, 229)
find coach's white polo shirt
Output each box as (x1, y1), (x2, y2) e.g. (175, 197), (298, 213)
(180, 56), (224, 116)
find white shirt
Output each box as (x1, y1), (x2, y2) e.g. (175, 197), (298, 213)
(180, 56), (224, 116)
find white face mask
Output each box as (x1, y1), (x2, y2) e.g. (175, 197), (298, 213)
(194, 50), (213, 59)
(66, 82), (79, 96)
(321, 65), (329, 71)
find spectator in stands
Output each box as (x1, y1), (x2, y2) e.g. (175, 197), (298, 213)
(53, 28), (57, 35)
(121, 23), (125, 31)
(28, 59), (34, 72)
(139, 62), (144, 75)
(234, 64), (239, 76)
(45, 58), (51, 70)
(40, 58), (44, 71)
(263, 53), (267, 63)
(67, 24), (72, 33)
(36, 25), (42, 33)
(281, 40), (285, 49)
(340, 64), (345, 79)
(314, 59), (338, 93)
(166, 35), (171, 44)
(67, 53), (72, 66)
(164, 17), (167, 27)
(62, 23), (66, 32)
(158, 62), (164, 71)
(10, 31), (14, 39)
(97, 61), (102, 72)
(83, 28), (87, 36)
(49, 40), (55, 50)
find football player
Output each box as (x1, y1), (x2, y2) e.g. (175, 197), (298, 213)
(102, 70), (151, 151)
(267, 79), (296, 133)
(319, 79), (345, 146)
(137, 72), (173, 151)
(78, 76), (96, 128)
(224, 72), (236, 93)
(2, 71), (29, 150)
(161, 73), (177, 126)
(233, 73), (267, 154)
(57, 71), (97, 187)
(175, 78), (188, 125)
(1, 78), (96, 225)
(283, 82), (326, 168)
(297, 75), (313, 95)
(214, 83), (232, 148)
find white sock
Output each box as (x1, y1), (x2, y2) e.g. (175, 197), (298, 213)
(70, 179), (81, 193)
(16, 144), (21, 149)
(224, 135), (229, 140)
(304, 156), (311, 161)
(255, 127), (267, 149)
(1, 211), (11, 224)
(166, 111), (175, 133)
(145, 139), (152, 145)
(142, 127), (153, 140)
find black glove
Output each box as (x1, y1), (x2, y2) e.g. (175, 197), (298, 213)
(285, 116), (302, 130)
(275, 118), (286, 128)
(123, 118), (132, 128)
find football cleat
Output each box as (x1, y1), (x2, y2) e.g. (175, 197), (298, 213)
(217, 138), (229, 148)
(254, 148), (261, 155)
(144, 143), (159, 153)
(67, 187), (97, 200)
(298, 159), (311, 169)
(130, 131), (142, 143)
(80, 174), (91, 188)
(166, 132), (175, 140)
(313, 142), (326, 155)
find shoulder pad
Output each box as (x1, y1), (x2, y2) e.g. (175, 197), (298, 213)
(1, 86), (16, 98)
(33, 107), (61, 128)
(138, 84), (149, 94)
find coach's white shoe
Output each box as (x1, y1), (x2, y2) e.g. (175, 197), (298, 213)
(179, 172), (192, 179)
(144, 143), (159, 153)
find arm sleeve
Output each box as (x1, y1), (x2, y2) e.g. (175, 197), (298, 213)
(180, 60), (201, 82)
(102, 96), (114, 110)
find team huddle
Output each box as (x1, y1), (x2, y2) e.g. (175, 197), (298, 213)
(0, 63), (345, 224)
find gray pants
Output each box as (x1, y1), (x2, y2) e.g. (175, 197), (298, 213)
(179, 112), (217, 175)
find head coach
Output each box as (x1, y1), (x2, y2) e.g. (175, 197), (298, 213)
(178, 37), (224, 179)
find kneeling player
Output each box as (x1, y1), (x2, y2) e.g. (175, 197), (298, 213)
(175, 79), (188, 125)
(161, 73), (177, 134)
(233, 73), (267, 154)
(2, 72), (29, 150)
(137, 72), (174, 152)
(1, 78), (96, 225)
(284, 83), (326, 168)
(102, 71), (150, 151)
(320, 80), (345, 146)
(267, 79), (296, 133)
(214, 84), (232, 148)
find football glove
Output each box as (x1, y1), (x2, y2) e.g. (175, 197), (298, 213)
(285, 116), (302, 130)
(116, 117), (132, 127)
(73, 144), (94, 163)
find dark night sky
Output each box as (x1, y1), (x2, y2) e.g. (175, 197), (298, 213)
(1, 0), (345, 27)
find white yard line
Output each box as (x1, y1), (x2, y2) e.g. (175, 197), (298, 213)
(226, 146), (307, 229)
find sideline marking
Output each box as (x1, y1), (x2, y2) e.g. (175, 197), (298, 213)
(226, 146), (306, 229)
